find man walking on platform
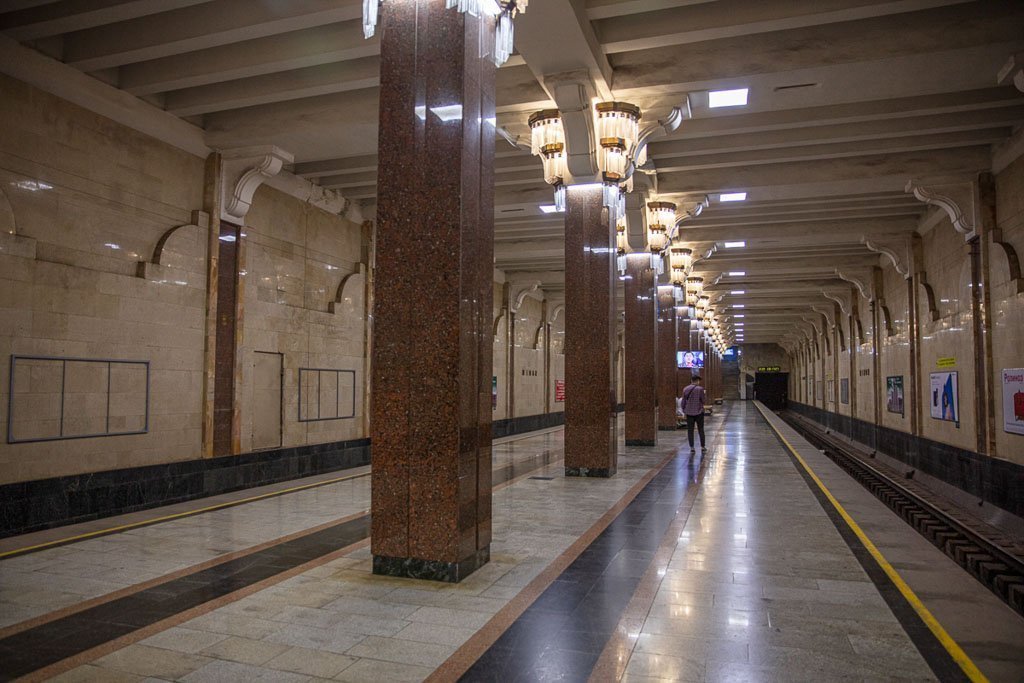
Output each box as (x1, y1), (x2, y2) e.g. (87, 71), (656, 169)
(681, 375), (707, 453)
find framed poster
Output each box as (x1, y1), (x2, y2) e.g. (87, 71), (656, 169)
(827, 379), (835, 403)
(492, 376), (498, 410)
(554, 379), (566, 403)
(886, 375), (904, 416)
(1002, 368), (1024, 435)
(840, 378), (849, 405)
(930, 371), (959, 426)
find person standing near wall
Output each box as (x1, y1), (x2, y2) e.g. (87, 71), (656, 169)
(682, 375), (707, 453)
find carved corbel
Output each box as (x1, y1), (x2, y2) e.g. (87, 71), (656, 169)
(220, 146), (293, 223)
(329, 263), (367, 314)
(835, 268), (874, 301)
(547, 300), (566, 325)
(510, 281), (542, 313)
(862, 235), (912, 279)
(822, 290), (851, 317)
(905, 177), (980, 241)
(990, 229), (1024, 295)
(998, 52), (1024, 93)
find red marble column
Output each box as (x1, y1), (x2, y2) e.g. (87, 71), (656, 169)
(656, 286), (678, 430)
(564, 185), (617, 477)
(370, 0), (495, 582)
(677, 317), (693, 392)
(624, 255), (657, 446)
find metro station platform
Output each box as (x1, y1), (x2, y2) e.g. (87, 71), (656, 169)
(1, 402), (1022, 683)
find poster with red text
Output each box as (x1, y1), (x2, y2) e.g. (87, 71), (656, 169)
(1002, 368), (1024, 436)
(555, 380), (565, 403)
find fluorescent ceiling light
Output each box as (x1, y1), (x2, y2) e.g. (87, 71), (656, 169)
(731, 290), (745, 294)
(728, 271), (746, 276)
(734, 304), (745, 308)
(735, 314), (745, 318)
(709, 88), (748, 108)
(719, 192), (747, 202)
(539, 205), (559, 214)
(724, 241), (746, 248)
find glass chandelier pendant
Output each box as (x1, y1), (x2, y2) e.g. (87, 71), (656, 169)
(616, 219), (628, 275)
(598, 139), (628, 181)
(669, 246), (693, 274)
(554, 184), (566, 212)
(594, 102), (641, 158)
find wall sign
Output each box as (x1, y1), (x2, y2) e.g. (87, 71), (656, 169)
(757, 366), (781, 372)
(840, 378), (849, 405)
(1002, 368), (1024, 436)
(886, 375), (904, 416)
(554, 379), (565, 403)
(936, 357), (956, 368)
(930, 371), (959, 427)
(492, 376), (498, 410)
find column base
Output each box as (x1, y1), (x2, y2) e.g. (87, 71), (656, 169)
(565, 466), (616, 478)
(625, 439), (656, 446)
(658, 426), (679, 431)
(372, 547), (490, 583)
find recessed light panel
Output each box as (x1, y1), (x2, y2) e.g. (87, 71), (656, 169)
(728, 271), (746, 276)
(709, 88), (748, 108)
(724, 241), (746, 248)
(719, 192), (747, 202)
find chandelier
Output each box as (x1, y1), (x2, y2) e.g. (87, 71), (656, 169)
(616, 218), (629, 274)
(527, 99), (643, 220)
(669, 247), (692, 302)
(684, 276), (702, 319)
(363, 0), (527, 66)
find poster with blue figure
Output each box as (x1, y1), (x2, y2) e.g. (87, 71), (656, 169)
(930, 371), (959, 427)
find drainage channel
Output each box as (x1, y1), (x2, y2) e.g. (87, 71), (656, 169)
(780, 411), (1024, 619)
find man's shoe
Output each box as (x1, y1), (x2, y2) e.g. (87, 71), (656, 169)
(690, 447), (696, 453)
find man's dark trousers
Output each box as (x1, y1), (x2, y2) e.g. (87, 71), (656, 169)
(686, 413), (705, 448)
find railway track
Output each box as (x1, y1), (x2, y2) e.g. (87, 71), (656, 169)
(781, 411), (1024, 619)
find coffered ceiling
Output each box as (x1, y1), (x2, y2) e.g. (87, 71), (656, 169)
(2, 0), (1022, 345)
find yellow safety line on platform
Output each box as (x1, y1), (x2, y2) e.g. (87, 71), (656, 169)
(0, 471), (370, 560)
(760, 408), (989, 683)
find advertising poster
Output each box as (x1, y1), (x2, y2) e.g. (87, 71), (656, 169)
(1002, 368), (1024, 435)
(840, 378), (849, 405)
(492, 376), (497, 410)
(930, 371), (959, 426)
(554, 379), (565, 403)
(886, 375), (904, 416)
(827, 379), (835, 403)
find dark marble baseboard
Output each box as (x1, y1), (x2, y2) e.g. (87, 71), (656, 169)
(0, 438), (371, 539)
(491, 411), (565, 439)
(372, 547), (490, 583)
(565, 466), (616, 478)
(787, 402), (1024, 518)
(626, 439), (656, 446)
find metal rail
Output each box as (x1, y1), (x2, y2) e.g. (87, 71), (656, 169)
(781, 411), (1024, 619)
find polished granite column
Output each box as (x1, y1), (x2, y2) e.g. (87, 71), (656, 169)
(656, 286), (678, 430)
(564, 185), (617, 477)
(624, 255), (657, 446)
(370, 0), (495, 582)
(677, 317), (693, 389)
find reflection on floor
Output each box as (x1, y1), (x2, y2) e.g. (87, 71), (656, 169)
(1, 403), (1021, 682)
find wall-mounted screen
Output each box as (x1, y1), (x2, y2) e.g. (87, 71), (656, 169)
(677, 350), (704, 368)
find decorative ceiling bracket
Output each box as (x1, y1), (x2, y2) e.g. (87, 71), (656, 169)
(998, 52), (1024, 93)
(862, 235), (912, 279)
(811, 305), (835, 329)
(835, 268), (874, 301)
(221, 146), (293, 223)
(905, 177), (979, 241)
(510, 280), (542, 313)
(821, 290), (851, 318)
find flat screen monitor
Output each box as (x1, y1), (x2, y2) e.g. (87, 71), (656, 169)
(677, 350), (704, 368)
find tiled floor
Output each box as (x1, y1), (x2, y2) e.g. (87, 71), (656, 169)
(2, 404), (1022, 682)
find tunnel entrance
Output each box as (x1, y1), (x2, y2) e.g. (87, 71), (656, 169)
(755, 372), (789, 410)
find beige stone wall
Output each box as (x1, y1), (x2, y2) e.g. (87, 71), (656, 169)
(878, 266), (912, 433)
(236, 186), (367, 452)
(0, 74), (207, 483)
(512, 294), (545, 418)
(992, 156), (1024, 461)
(916, 220), (977, 452)
(492, 284), (509, 420)
(837, 312), (852, 416)
(549, 312), (565, 414)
